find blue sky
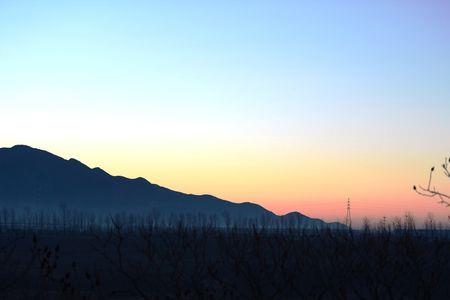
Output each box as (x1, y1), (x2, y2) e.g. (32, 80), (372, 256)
(1, 1), (449, 221)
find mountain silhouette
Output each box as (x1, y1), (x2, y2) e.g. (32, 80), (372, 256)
(0, 145), (342, 228)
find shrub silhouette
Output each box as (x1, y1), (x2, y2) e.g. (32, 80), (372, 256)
(1, 213), (450, 299)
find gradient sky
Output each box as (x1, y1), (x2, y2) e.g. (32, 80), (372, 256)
(1, 1), (450, 225)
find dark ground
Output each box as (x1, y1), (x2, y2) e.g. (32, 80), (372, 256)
(1, 226), (450, 299)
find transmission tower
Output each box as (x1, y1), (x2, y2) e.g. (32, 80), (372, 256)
(345, 198), (352, 229)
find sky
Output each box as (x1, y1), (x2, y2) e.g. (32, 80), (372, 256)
(1, 0), (450, 225)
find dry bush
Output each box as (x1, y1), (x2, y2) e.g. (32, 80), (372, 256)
(1, 213), (450, 299)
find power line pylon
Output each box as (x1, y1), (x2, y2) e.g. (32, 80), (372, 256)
(345, 198), (352, 229)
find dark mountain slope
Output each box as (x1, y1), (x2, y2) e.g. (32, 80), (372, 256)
(0, 145), (340, 227)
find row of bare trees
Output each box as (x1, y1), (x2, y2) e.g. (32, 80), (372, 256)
(0, 206), (340, 235)
(1, 215), (450, 299)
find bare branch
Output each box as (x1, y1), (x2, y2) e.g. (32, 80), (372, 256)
(414, 159), (450, 209)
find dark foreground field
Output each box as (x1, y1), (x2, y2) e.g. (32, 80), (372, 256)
(1, 223), (450, 299)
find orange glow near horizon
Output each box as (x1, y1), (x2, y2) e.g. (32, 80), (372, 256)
(3, 141), (448, 227)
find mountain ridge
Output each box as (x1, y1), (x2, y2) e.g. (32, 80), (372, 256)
(0, 145), (342, 228)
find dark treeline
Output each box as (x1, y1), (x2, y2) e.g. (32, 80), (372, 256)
(0, 206), (338, 233)
(1, 211), (450, 299)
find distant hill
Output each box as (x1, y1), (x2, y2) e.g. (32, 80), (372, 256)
(0, 145), (343, 228)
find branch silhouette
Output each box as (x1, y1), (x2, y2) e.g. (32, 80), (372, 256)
(414, 158), (450, 207)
